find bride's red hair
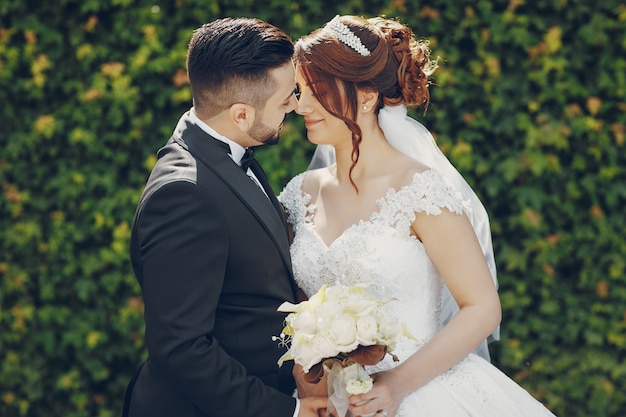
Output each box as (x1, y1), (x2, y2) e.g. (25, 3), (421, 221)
(295, 15), (438, 191)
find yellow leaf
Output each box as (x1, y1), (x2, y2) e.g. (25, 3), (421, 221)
(76, 44), (94, 61)
(82, 88), (103, 102)
(34, 114), (56, 138)
(143, 24), (157, 40)
(94, 213), (105, 228)
(2, 392), (15, 405)
(144, 153), (157, 171)
(590, 205), (604, 219)
(521, 208), (542, 228)
(596, 281), (609, 299)
(586, 97), (602, 116)
(0, 27), (16, 45)
(485, 56), (501, 78)
(31, 54), (52, 87)
(24, 30), (37, 45)
(602, 378), (614, 395)
(419, 6), (440, 19)
(101, 61), (125, 78)
(544, 26), (562, 54)
(83, 15), (98, 32)
(86, 331), (103, 348)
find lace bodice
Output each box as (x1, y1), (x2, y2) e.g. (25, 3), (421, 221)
(279, 170), (557, 417)
(278, 169), (469, 347)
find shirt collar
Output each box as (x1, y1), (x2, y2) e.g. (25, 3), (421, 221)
(190, 108), (246, 165)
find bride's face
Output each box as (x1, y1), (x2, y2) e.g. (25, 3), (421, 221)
(295, 68), (352, 146)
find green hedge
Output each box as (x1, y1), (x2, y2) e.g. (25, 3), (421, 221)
(1, 1), (624, 416)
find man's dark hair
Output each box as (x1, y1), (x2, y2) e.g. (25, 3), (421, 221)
(187, 18), (294, 118)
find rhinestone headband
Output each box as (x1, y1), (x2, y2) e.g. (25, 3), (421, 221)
(323, 15), (371, 57)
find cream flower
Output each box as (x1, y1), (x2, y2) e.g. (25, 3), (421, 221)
(341, 363), (374, 395)
(292, 308), (318, 335)
(329, 314), (358, 349)
(356, 315), (378, 345)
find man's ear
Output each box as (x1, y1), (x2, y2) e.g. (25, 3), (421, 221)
(228, 103), (255, 132)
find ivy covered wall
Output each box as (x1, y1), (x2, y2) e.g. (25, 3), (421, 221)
(1, 1), (625, 416)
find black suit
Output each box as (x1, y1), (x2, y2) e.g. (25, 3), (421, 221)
(124, 111), (299, 417)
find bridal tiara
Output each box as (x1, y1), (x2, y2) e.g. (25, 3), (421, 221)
(323, 15), (371, 57)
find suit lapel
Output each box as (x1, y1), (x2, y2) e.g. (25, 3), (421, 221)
(171, 114), (294, 276)
(250, 159), (289, 231)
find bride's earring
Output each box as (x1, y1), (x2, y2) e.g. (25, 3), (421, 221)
(362, 106), (367, 111)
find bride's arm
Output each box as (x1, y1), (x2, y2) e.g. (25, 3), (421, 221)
(349, 208), (501, 417)
(403, 208), (501, 384)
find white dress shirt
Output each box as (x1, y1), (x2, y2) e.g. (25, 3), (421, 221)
(189, 109), (268, 197)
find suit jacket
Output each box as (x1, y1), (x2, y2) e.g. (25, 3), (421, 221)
(124, 111), (299, 417)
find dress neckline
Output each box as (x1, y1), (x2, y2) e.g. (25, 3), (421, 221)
(298, 169), (435, 248)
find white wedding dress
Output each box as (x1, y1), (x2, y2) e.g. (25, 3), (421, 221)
(279, 169), (556, 417)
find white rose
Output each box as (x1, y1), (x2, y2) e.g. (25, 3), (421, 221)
(315, 300), (342, 320)
(292, 335), (324, 373)
(312, 333), (340, 359)
(377, 311), (403, 346)
(292, 308), (318, 335)
(356, 315), (378, 345)
(329, 314), (358, 350)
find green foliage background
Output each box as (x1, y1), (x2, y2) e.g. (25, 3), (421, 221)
(1, 0), (625, 416)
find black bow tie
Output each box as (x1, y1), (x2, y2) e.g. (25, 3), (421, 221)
(240, 148), (255, 172)
(212, 138), (255, 173)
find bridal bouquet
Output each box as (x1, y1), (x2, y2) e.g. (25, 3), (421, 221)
(275, 284), (413, 417)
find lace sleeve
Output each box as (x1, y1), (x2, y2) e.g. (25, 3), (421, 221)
(277, 173), (310, 232)
(373, 169), (470, 232)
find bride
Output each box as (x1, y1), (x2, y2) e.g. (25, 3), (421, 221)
(279, 15), (557, 417)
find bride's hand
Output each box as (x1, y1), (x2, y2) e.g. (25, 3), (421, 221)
(348, 370), (404, 417)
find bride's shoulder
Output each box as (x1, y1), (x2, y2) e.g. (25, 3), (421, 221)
(394, 157), (436, 187)
(394, 159), (465, 207)
(300, 166), (333, 197)
(279, 166), (332, 204)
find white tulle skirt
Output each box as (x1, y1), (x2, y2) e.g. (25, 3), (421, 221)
(367, 352), (556, 417)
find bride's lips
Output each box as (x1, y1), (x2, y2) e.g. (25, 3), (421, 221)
(304, 118), (322, 129)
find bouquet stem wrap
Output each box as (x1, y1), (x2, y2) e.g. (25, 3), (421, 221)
(327, 361), (351, 417)
(327, 362), (375, 417)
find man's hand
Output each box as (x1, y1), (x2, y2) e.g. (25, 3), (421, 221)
(298, 396), (328, 417)
(293, 364), (328, 398)
(293, 364), (329, 417)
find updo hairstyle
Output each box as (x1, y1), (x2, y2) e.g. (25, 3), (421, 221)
(294, 15), (438, 190)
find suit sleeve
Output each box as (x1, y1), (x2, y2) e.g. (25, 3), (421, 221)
(136, 181), (296, 417)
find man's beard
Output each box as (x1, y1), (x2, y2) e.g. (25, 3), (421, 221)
(249, 113), (281, 145)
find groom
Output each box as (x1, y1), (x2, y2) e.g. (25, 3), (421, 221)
(122, 18), (326, 417)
